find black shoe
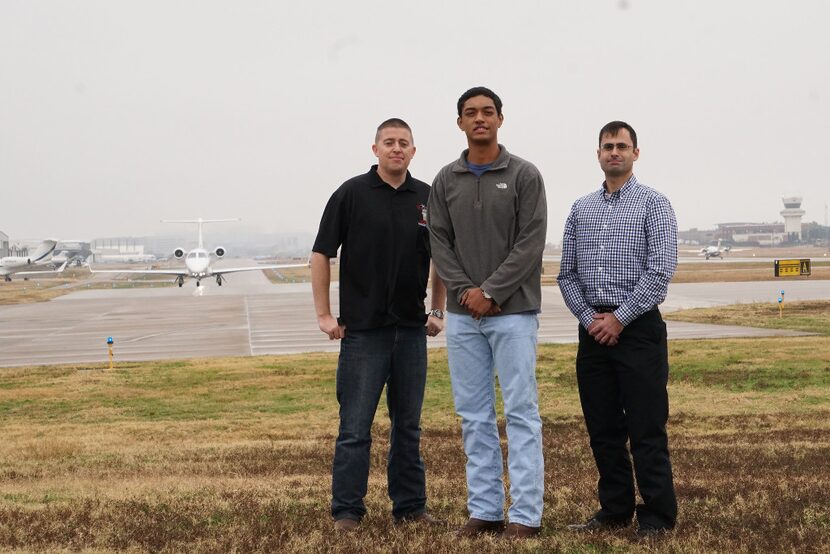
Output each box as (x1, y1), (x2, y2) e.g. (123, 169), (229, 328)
(333, 517), (360, 532)
(635, 524), (670, 539)
(567, 516), (630, 532)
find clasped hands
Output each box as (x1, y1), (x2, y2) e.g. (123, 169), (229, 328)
(461, 287), (501, 320)
(587, 312), (623, 346)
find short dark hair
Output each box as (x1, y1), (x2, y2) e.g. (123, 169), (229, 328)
(375, 118), (413, 144)
(457, 86), (503, 116)
(599, 121), (637, 149)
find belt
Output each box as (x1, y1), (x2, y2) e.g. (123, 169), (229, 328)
(592, 306), (660, 315)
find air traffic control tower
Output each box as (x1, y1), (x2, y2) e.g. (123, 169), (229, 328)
(780, 196), (805, 241)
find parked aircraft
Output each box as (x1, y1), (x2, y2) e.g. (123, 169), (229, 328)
(0, 239), (68, 281)
(52, 250), (89, 266)
(89, 218), (307, 287)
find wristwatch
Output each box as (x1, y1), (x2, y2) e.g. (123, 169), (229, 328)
(429, 309), (444, 319)
(482, 290), (493, 300)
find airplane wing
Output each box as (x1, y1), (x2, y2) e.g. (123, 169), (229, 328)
(90, 268), (190, 277)
(211, 263), (308, 277)
(13, 260), (69, 276)
(88, 262), (188, 277)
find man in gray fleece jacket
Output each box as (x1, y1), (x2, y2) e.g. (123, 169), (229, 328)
(427, 86), (547, 540)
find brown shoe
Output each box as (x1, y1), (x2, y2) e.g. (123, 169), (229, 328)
(456, 517), (506, 537)
(334, 517), (360, 532)
(502, 522), (541, 539)
(395, 512), (445, 526)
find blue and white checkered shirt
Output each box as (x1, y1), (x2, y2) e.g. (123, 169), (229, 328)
(558, 175), (677, 329)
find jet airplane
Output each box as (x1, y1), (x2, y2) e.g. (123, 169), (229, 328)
(693, 239), (745, 260)
(0, 239), (68, 281)
(89, 218), (307, 287)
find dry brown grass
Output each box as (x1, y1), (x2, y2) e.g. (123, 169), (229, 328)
(0, 279), (76, 305)
(671, 263), (830, 283)
(1, 337), (829, 552)
(542, 260), (830, 284)
(264, 265), (317, 284)
(0, 270), (175, 305)
(664, 300), (830, 336)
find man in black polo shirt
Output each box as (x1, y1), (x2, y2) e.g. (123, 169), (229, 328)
(311, 118), (447, 532)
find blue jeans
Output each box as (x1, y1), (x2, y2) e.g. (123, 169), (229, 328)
(331, 325), (428, 521)
(446, 312), (544, 527)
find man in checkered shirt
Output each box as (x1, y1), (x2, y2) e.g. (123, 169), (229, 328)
(558, 121), (678, 538)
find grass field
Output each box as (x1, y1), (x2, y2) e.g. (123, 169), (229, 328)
(0, 270), (172, 305)
(2, 302), (829, 552)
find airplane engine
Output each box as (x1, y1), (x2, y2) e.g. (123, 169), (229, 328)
(214, 246), (226, 258)
(173, 248), (185, 259)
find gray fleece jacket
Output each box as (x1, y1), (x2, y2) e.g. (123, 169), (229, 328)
(428, 145), (547, 315)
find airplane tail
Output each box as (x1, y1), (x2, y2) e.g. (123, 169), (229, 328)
(162, 218), (240, 249)
(30, 239), (58, 264)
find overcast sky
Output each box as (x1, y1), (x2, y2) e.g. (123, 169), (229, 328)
(1, 0), (828, 244)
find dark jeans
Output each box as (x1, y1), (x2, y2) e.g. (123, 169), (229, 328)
(576, 309), (677, 529)
(331, 325), (428, 521)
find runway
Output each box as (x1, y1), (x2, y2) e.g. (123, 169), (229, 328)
(0, 268), (826, 368)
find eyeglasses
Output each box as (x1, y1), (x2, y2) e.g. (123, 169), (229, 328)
(601, 143), (633, 152)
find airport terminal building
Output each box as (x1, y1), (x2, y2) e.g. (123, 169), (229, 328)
(681, 197), (821, 247)
(716, 222), (786, 246)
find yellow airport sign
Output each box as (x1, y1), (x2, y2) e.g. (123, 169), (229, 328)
(774, 258), (811, 277)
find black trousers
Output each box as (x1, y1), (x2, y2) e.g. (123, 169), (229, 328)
(576, 309), (677, 529)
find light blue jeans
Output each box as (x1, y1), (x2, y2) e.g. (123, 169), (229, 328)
(446, 311), (544, 528)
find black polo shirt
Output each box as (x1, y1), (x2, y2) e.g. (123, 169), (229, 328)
(313, 166), (432, 331)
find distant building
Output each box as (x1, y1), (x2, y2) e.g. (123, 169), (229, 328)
(682, 196), (813, 247)
(780, 196), (805, 241)
(0, 232), (29, 257)
(91, 237), (148, 256)
(716, 222), (785, 246)
(677, 227), (717, 245)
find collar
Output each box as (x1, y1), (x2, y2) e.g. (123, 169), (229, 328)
(369, 165), (414, 191)
(601, 174), (638, 198)
(452, 144), (511, 173)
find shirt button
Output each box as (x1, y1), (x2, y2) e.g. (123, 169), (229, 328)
(602, 224), (607, 229)
(598, 267), (603, 272)
(600, 245), (605, 249)
(598, 288), (603, 294)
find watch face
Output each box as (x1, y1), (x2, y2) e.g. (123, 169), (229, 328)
(430, 309), (444, 319)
